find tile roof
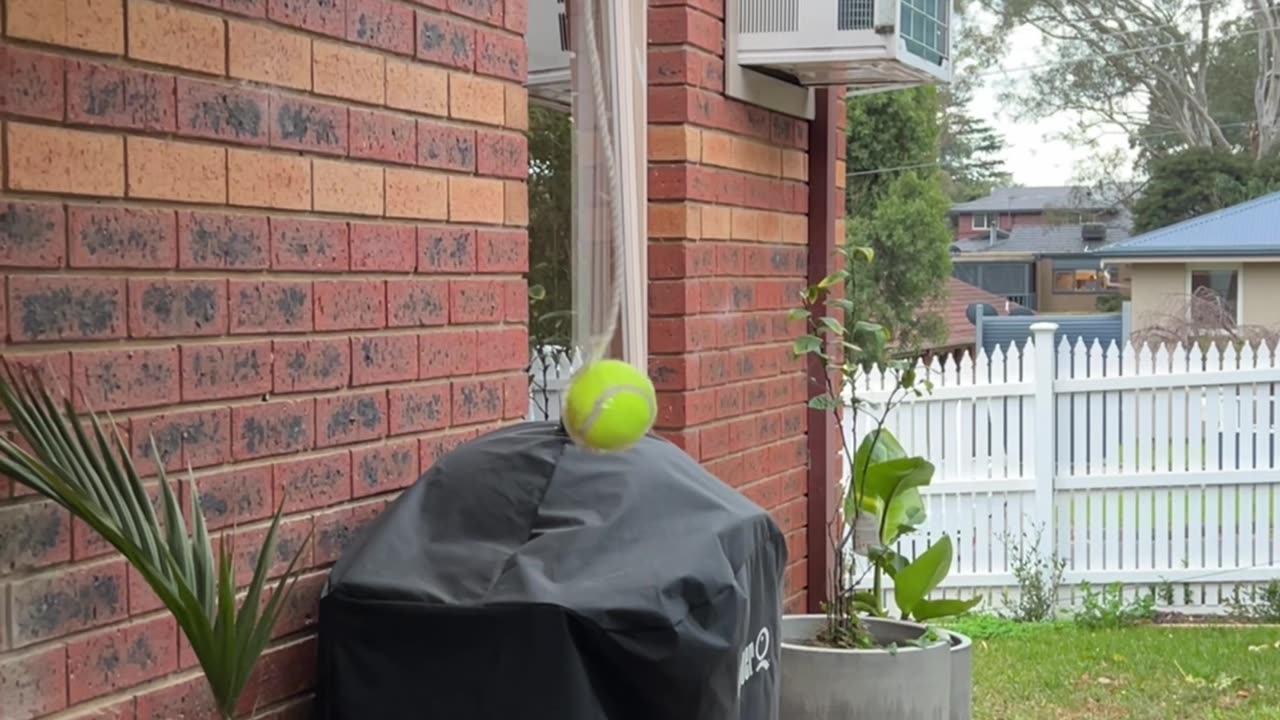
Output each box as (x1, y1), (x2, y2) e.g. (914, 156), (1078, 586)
(1095, 190), (1280, 258)
(929, 278), (1027, 350)
(949, 185), (1127, 214)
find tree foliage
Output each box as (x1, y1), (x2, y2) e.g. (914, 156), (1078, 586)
(527, 106), (574, 350)
(846, 87), (954, 350)
(939, 84), (1013, 201)
(1131, 147), (1280, 232)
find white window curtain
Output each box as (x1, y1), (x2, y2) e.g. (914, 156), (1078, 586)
(569, 0), (648, 365)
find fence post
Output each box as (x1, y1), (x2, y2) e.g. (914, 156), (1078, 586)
(1030, 322), (1059, 549)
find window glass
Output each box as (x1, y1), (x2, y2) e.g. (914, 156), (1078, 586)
(972, 214), (989, 229)
(1190, 269), (1239, 324)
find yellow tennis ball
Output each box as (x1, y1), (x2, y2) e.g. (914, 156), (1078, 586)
(562, 359), (657, 452)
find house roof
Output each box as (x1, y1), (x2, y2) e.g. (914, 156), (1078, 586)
(949, 186), (1126, 214)
(952, 219), (1132, 256)
(1095, 191), (1280, 259)
(930, 278), (1026, 350)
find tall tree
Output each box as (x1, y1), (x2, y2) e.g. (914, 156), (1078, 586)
(846, 87), (954, 350)
(527, 106), (573, 350)
(1132, 146), (1280, 231)
(939, 84), (1013, 201)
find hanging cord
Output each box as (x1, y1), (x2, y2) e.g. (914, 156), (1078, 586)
(579, 0), (626, 366)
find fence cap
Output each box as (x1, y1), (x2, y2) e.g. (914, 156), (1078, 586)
(1029, 322), (1060, 333)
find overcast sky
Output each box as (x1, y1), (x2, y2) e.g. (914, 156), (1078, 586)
(967, 25), (1136, 187)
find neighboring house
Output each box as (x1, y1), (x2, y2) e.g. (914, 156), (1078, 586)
(1095, 191), (1280, 334)
(921, 277), (1028, 358)
(948, 186), (1133, 313)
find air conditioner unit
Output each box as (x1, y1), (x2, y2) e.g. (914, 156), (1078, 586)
(527, 0), (571, 109)
(735, 0), (952, 91)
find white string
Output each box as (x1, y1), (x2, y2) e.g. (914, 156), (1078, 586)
(580, 0), (626, 366)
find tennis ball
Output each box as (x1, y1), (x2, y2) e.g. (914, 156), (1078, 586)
(562, 359), (657, 452)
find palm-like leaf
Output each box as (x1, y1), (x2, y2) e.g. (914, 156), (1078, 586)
(0, 367), (310, 720)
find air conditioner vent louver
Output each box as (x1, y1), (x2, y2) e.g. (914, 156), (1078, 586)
(838, 0), (874, 30)
(740, 0), (798, 33)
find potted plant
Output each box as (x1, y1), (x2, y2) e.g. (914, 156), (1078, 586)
(783, 245), (980, 720)
(0, 367), (309, 720)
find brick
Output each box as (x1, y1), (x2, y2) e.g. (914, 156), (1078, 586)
(129, 279), (227, 338)
(504, 84), (527, 130)
(270, 571), (326, 638)
(649, 126), (699, 162)
(417, 121), (476, 171)
(317, 390), (387, 448)
(314, 40), (385, 104)
(8, 276), (124, 343)
(229, 20), (312, 90)
(782, 149), (807, 181)
(501, 371), (526, 419)
(225, 0), (267, 16)
(176, 78), (269, 146)
(181, 340), (271, 401)
(352, 334), (417, 386)
(0, 645), (67, 717)
(233, 399), (314, 460)
(386, 167), (448, 220)
(1, 46), (65, 121)
(67, 615), (177, 705)
(501, 277), (527, 322)
(230, 280), (313, 333)
(650, 316), (717, 353)
(386, 383), (448, 435)
(476, 130), (527, 179)
(419, 328), (476, 378)
(449, 0), (501, 25)
(419, 426), (478, 469)
(131, 407), (229, 474)
(347, 0), (413, 54)
(352, 439), (418, 496)
(386, 58), (448, 116)
(127, 0), (226, 74)
(504, 180), (527, 226)
(503, 0), (525, 31)
(701, 206), (731, 240)
(6, 0), (124, 53)
(449, 279), (501, 323)
(191, 465), (272, 531)
(127, 136), (227, 204)
(648, 355), (698, 392)
(0, 202), (66, 268)
(475, 26), (525, 82)
(476, 326), (526, 372)
(274, 338), (350, 393)
(271, 217), (350, 271)
(269, 0), (345, 37)
(649, 241), (714, 279)
(68, 206), (175, 269)
(0, 500), (71, 571)
(416, 226), (474, 272)
(11, 560), (127, 646)
(387, 278), (448, 326)
(73, 346), (179, 412)
(351, 222), (416, 271)
(339, 110), (411, 166)
(273, 451), (350, 512)
(451, 377), (503, 425)
(449, 72), (504, 125)
(477, 228), (526, 272)
(178, 211), (269, 269)
(314, 280), (386, 331)
(269, 95), (348, 155)
(7, 122), (124, 197)
(314, 506), (371, 566)
(132, 669), (211, 718)
(649, 279), (699, 316)
(448, 176), (504, 223)
(228, 148), (312, 210)
(416, 12), (475, 69)
(649, 203), (700, 240)
(66, 61), (172, 134)
(312, 159), (384, 216)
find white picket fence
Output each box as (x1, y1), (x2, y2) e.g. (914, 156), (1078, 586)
(527, 346), (583, 421)
(847, 323), (1280, 614)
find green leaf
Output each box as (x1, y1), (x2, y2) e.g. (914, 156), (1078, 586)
(819, 317), (845, 336)
(910, 596), (983, 622)
(893, 536), (955, 617)
(788, 308), (812, 321)
(817, 270), (849, 289)
(792, 335), (823, 356)
(850, 430), (908, 501)
(851, 245), (875, 263)
(527, 284), (547, 301)
(808, 395), (840, 411)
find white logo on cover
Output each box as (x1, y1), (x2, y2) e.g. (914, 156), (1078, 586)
(737, 628), (771, 694)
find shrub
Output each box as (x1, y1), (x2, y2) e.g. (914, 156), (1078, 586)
(1073, 582), (1157, 630)
(1001, 527), (1066, 623)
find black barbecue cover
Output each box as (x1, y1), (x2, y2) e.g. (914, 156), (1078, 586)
(315, 421), (787, 720)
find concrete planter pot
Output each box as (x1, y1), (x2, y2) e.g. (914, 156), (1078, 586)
(947, 630), (973, 720)
(779, 615), (952, 720)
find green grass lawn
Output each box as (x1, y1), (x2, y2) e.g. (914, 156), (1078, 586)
(946, 618), (1280, 719)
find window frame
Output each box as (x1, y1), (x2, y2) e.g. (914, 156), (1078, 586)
(971, 213), (990, 230)
(1050, 258), (1105, 295)
(1186, 264), (1243, 326)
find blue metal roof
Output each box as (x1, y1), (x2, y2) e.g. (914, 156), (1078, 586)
(1096, 191), (1280, 258)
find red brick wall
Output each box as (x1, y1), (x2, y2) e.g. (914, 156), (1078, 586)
(645, 0), (845, 614)
(0, 0), (528, 716)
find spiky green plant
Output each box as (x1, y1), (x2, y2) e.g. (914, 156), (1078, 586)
(0, 367), (309, 719)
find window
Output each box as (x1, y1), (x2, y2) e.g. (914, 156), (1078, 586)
(1189, 268), (1240, 325)
(971, 213), (990, 230)
(1052, 258), (1102, 293)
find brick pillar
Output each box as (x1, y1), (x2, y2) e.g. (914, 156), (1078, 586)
(646, 0), (844, 614)
(0, 0), (529, 715)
